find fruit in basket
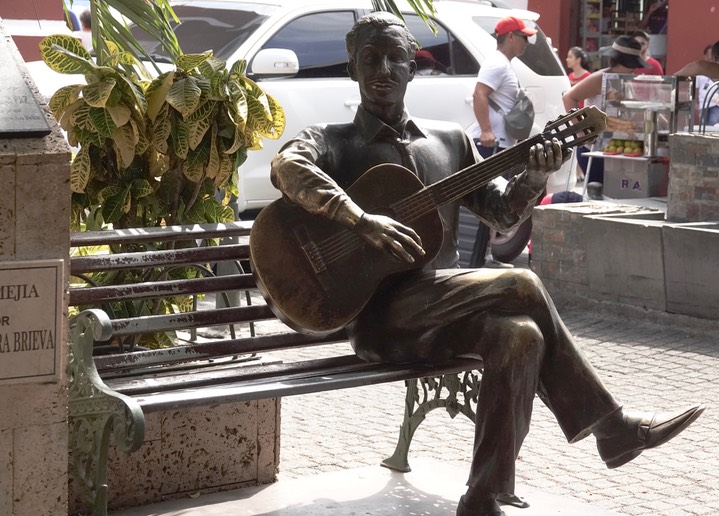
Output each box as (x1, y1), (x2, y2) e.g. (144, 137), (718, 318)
(603, 139), (622, 155)
(623, 140), (644, 157)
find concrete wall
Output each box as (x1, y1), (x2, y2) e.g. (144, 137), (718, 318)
(0, 30), (71, 516)
(69, 400), (281, 513)
(530, 202), (660, 298)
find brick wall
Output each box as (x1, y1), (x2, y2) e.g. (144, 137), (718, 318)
(668, 133), (719, 223)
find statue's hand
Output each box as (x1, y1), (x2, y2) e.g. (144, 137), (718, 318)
(354, 213), (425, 263)
(527, 138), (564, 181)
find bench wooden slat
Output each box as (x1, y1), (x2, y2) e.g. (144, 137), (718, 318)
(69, 273), (257, 305)
(71, 243), (250, 274)
(131, 355), (484, 413)
(108, 304), (276, 337)
(70, 221), (253, 247)
(95, 330), (348, 373)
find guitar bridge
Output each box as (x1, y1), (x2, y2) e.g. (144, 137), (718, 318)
(300, 239), (327, 274)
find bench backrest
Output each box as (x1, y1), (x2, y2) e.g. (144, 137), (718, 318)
(69, 222), (347, 377)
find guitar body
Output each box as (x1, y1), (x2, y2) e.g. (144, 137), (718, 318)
(250, 163), (444, 335)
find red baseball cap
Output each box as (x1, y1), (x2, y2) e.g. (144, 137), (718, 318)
(494, 16), (537, 37)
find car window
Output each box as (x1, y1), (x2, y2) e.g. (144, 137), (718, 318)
(404, 15), (479, 76)
(131, 4), (279, 62)
(258, 11), (357, 79)
(471, 16), (564, 76)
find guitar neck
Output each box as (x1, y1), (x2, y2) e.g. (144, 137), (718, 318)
(390, 105), (604, 223)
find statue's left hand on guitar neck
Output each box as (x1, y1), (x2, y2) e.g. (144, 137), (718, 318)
(526, 138), (564, 183)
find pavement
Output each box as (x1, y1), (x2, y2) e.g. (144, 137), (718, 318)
(111, 251), (719, 516)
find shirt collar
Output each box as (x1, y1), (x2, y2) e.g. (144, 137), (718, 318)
(354, 106), (427, 143)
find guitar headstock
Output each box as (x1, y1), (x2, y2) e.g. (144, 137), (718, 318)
(542, 106), (607, 151)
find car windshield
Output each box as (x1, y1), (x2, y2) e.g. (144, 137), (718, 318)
(130, 3), (279, 62)
(471, 16), (565, 77)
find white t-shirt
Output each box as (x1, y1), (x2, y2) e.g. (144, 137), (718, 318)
(470, 50), (520, 147)
(696, 75), (719, 110)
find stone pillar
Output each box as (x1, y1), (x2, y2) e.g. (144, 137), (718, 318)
(0, 28), (71, 515)
(667, 132), (719, 223)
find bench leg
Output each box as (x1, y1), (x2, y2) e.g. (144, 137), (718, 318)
(68, 310), (145, 516)
(382, 371), (480, 472)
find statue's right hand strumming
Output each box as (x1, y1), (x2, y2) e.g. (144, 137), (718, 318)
(354, 213), (425, 263)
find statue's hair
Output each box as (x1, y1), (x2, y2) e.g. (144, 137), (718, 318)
(345, 11), (418, 57)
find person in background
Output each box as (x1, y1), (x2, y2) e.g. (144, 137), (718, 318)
(639, 0), (669, 34)
(566, 46), (592, 87)
(73, 9), (93, 52)
(469, 16), (536, 268)
(565, 46), (593, 182)
(694, 43), (719, 127)
(562, 35), (649, 185)
(414, 49), (446, 76)
(674, 40), (719, 80)
(632, 30), (664, 75)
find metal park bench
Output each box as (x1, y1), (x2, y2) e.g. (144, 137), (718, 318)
(67, 221), (483, 515)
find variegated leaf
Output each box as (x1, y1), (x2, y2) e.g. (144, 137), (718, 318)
(177, 51), (213, 72)
(98, 185), (123, 204)
(83, 79), (117, 108)
(89, 107), (118, 138)
(229, 59), (247, 78)
(39, 35), (93, 74)
(70, 103), (94, 132)
(233, 88), (248, 124)
(224, 123), (245, 154)
(135, 123), (150, 153)
(198, 56), (226, 77)
(70, 147), (91, 193)
(264, 93), (285, 139)
(215, 155), (233, 187)
(102, 189), (131, 224)
(48, 85), (83, 120)
(186, 101), (215, 150)
(146, 71), (175, 122)
(166, 78), (201, 118)
(106, 104), (132, 127)
(172, 119), (189, 159)
(112, 124), (137, 169)
(117, 74), (148, 114)
(153, 116), (171, 154)
(206, 127), (220, 179)
(183, 146), (209, 182)
(130, 179), (154, 198)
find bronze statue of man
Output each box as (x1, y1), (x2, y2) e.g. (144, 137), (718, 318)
(269, 12), (704, 516)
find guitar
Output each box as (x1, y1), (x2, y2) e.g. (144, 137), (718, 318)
(250, 106), (606, 335)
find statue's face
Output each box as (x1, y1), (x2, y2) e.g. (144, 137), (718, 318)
(350, 24), (415, 108)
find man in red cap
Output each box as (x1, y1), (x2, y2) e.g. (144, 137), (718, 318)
(468, 16), (537, 268)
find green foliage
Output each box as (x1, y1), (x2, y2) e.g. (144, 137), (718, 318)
(41, 35), (285, 230)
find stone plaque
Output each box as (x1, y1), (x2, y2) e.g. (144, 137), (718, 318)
(0, 33), (51, 138)
(0, 259), (64, 384)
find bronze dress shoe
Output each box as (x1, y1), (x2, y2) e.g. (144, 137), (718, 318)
(457, 495), (505, 516)
(596, 404), (705, 469)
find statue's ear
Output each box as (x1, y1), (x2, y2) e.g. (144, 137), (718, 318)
(348, 59), (357, 81)
(409, 58), (417, 82)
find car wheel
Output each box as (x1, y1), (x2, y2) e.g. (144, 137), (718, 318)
(490, 217), (532, 263)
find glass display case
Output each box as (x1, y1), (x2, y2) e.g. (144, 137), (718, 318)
(586, 73), (695, 199)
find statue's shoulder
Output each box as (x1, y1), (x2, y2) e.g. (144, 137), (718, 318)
(413, 117), (468, 140)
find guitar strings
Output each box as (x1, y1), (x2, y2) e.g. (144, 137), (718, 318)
(311, 141), (535, 266)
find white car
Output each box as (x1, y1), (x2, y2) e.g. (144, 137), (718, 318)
(31, 0), (576, 262)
